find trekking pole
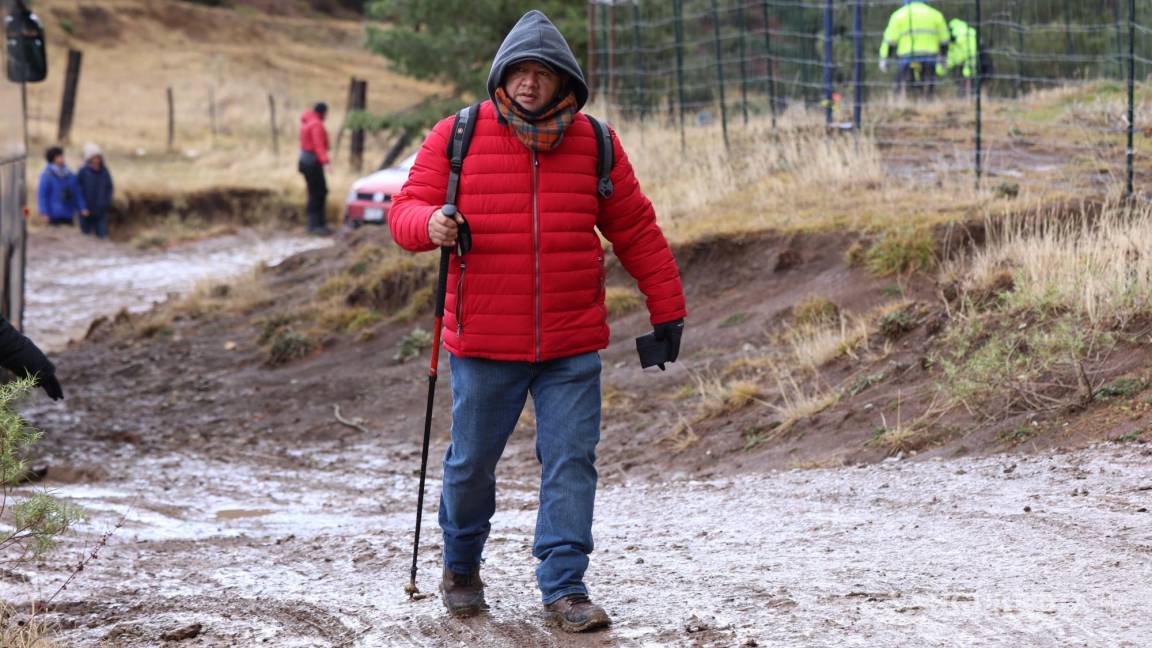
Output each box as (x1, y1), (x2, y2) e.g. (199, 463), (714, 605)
(404, 204), (456, 599)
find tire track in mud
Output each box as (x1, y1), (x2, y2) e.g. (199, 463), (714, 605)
(45, 595), (368, 646)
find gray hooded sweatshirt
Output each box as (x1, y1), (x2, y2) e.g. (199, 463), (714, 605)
(486, 10), (589, 111)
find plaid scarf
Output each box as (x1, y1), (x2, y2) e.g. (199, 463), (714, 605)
(493, 87), (578, 152)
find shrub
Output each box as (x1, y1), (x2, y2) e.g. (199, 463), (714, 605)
(257, 313), (296, 345)
(266, 329), (314, 366)
(865, 229), (936, 276)
(938, 315), (1111, 416)
(394, 327), (433, 363)
(792, 297), (839, 327)
(1096, 375), (1145, 400)
(0, 378), (82, 560)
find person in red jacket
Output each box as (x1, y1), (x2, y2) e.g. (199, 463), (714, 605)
(298, 102), (331, 235)
(389, 10), (685, 632)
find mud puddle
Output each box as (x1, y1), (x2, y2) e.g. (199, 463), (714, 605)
(24, 228), (332, 350)
(5, 444), (1150, 646)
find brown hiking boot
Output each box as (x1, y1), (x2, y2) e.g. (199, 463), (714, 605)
(543, 593), (611, 633)
(439, 567), (488, 617)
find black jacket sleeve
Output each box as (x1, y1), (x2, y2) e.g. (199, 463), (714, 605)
(0, 317), (55, 380)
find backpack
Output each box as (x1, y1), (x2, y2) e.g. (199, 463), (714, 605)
(443, 102), (614, 209)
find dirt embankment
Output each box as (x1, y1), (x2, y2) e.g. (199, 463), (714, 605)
(105, 187), (305, 243)
(36, 219), (1152, 477)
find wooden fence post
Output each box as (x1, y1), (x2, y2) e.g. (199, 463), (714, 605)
(333, 76), (357, 157)
(349, 79), (367, 172)
(267, 93), (279, 156)
(166, 86), (175, 152)
(57, 49), (83, 144)
(209, 86), (218, 142)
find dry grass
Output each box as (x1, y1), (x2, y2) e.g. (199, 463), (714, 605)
(605, 78), (1152, 241)
(604, 286), (643, 318)
(129, 219), (239, 250)
(784, 316), (870, 371)
(1, 604), (58, 648)
(604, 98), (1007, 241)
(791, 296), (840, 327)
(663, 416), (700, 453)
(959, 202), (1152, 326)
(689, 369), (763, 418)
(867, 390), (918, 453)
(769, 371), (841, 432)
(170, 268), (273, 319)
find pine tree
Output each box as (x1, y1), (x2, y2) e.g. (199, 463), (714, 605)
(363, 1), (587, 129)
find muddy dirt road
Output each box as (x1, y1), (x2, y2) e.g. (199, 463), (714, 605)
(24, 227), (332, 351)
(6, 438), (1151, 647)
(6, 229), (1151, 646)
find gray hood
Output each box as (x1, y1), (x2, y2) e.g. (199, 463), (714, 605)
(487, 10), (588, 111)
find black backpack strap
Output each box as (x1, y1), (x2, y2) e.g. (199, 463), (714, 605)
(444, 102), (481, 208)
(586, 115), (614, 199)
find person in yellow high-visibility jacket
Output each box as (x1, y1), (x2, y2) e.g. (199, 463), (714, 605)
(879, 1), (951, 97)
(939, 18), (979, 96)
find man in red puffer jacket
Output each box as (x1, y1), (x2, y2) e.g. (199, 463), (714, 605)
(389, 9), (686, 632)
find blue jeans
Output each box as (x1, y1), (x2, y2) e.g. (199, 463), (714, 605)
(440, 352), (601, 604)
(79, 211), (108, 239)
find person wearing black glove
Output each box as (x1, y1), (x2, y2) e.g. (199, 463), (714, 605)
(0, 316), (64, 400)
(636, 318), (685, 371)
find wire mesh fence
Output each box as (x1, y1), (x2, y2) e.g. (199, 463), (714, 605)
(587, 0), (1150, 199)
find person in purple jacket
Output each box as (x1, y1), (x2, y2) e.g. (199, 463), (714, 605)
(37, 146), (87, 226)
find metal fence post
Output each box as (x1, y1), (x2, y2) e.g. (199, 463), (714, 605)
(1126, 0), (1136, 198)
(1063, 0), (1073, 67)
(710, 0), (730, 149)
(1114, 0), (1125, 78)
(608, 1), (616, 111)
(1012, 0), (1024, 98)
(974, 0), (983, 189)
(632, 1), (646, 121)
(853, 0), (863, 134)
(823, 0), (833, 126)
(674, 0), (687, 149)
(587, 2), (598, 104)
(737, 0), (749, 126)
(761, 0), (777, 129)
(600, 4), (610, 104)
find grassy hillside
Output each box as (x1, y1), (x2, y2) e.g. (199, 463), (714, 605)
(25, 0), (439, 195)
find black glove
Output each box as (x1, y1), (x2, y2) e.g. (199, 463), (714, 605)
(635, 319), (684, 371)
(40, 375), (64, 401)
(654, 319), (684, 363)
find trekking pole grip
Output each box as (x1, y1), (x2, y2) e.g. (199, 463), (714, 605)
(434, 204), (456, 319)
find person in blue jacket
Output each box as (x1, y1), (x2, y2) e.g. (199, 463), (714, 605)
(37, 146), (87, 226)
(77, 143), (114, 239)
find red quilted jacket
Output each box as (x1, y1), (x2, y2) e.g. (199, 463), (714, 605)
(298, 110), (330, 165)
(389, 101), (685, 362)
